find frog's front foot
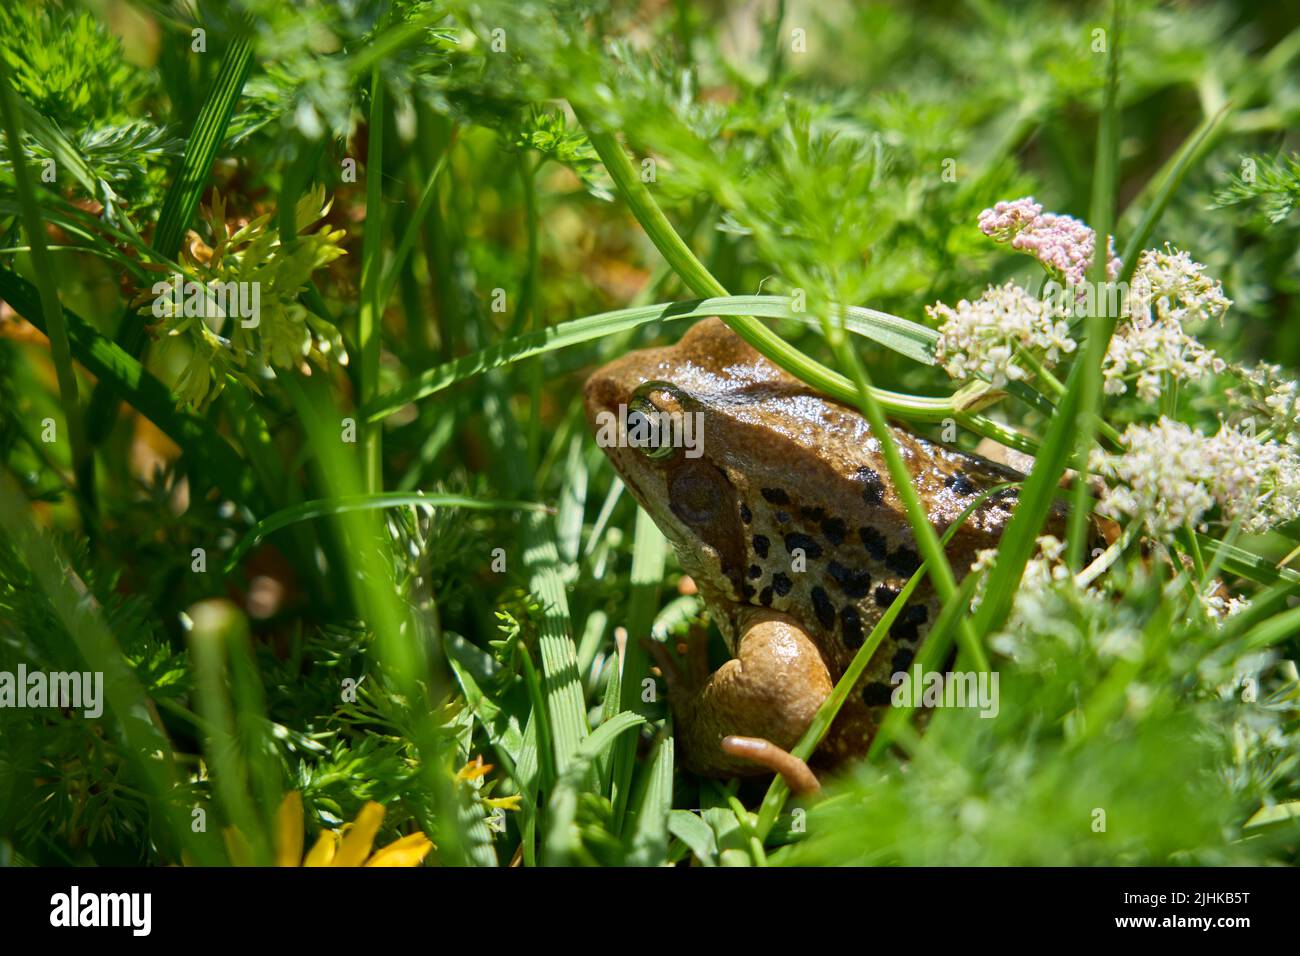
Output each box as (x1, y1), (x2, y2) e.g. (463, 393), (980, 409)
(649, 608), (832, 796)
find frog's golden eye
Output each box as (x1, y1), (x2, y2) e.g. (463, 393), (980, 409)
(627, 396), (675, 460)
(627, 381), (689, 462)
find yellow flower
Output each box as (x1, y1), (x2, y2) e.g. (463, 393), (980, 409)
(275, 792), (433, 867)
(455, 756), (522, 813)
(455, 755), (492, 783)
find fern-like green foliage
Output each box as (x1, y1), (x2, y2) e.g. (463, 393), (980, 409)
(1214, 153), (1300, 225)
(0, 536), (190, 864)
(0, 2), (175, 218)
(0, 1), (147, 129)
(511, 106), (611, 199)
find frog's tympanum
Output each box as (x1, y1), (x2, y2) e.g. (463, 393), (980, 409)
(585, 318), (1035, 793)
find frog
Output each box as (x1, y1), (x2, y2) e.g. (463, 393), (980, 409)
(584, 317), (1048, 793)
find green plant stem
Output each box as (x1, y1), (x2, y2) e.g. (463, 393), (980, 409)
(357, 0), (392, 494)
(364, 295), (981, 423)
(958, 411), (1039, 456)
(827, 325), (990, 679)
(188, 599), (274, 866)
(572, 106), (1003, 419)
(515, 153), (544, 472)
(1015, 347), (1067, 397)
(380, 152), (449, 313)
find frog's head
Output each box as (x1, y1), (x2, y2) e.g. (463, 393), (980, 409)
(583, 319), (763, 603)
(584, 318), (1069, 625)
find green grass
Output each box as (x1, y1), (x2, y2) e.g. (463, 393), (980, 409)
(0, 0), (1298, 868)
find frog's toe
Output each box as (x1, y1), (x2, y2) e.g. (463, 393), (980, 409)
(643, 621), (712, 697)
(643, 636), (685, 691)
(722, 736), (821, 796)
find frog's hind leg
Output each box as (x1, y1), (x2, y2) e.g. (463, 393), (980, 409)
(650, 607), (832, 796)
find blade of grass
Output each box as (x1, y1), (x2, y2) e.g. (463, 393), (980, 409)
(363, 295), (965, 423)
(542, 711), (646, 865)
(554, 436), (588, 566)
(669, 810), (718, 865)
(594, 628), (623, 791)
(1232, 605), (1300, 653)
(379, 151), (449, 311)
(0, 61), (91, 514)
(610, 507), (667, 828)
(517, 646), (555, 798)
(153, 25), (254, 261)
(282, 372), (466, 862)
(1198, 535), (1300, 587)
(278, 138), (326, 244)
(523, 510), (590, 777)
(187, 599), (274, 866)
(624, 729), (674, 866)
(576, 609), (609, 689)
(507, 153), (541, 340)
(357, 0), (392, 494)
(1066, 0), (1122, 571)
(583, 479), (625, 559)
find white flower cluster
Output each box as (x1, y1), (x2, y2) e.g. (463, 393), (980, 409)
(1199, 591), (1250, 623)
(1101, 247), (1232, 402)
(978, 536), (1145, 662)
(928, 282), (1074, 388)
(977, 532), (1247, 652)
(935, 226), (1236, 406)
(1234, 361), (1300, 445)
(1128, 246), (1233, 326)
(1090, 417), (1300, 535)
(972, 533), (1067, 577)
(972, 534), (1073, 618)
(1102, 316), (1226, 402)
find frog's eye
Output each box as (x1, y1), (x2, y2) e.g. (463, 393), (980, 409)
(627, 396), (675, 460)
(627, 381), (687, 462)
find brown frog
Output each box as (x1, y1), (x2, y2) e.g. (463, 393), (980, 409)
(584, 318), (1035, 792)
